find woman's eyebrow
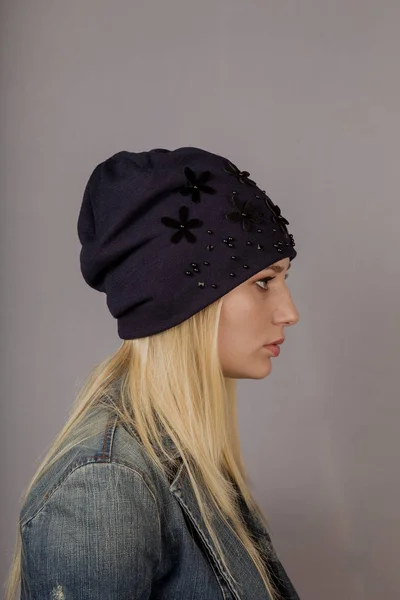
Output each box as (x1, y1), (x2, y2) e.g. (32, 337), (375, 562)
(266, 263), (292, 274)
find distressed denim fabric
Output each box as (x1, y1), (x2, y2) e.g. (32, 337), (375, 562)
(19, 405), (300, 599)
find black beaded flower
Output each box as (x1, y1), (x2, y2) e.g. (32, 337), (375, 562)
(263, 193), (290, 235)
(225, 194), (264, 232)
(223, 160), (257, 186)
(161, 205), (203, 243)
(179, 167), (216, 203)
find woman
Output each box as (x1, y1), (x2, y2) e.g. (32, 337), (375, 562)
(6, 146), (300, 599)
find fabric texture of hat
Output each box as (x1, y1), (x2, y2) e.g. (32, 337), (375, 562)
(77, 147), (297, 339)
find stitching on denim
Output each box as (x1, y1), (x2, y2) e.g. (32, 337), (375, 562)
(206, 556), (231, 600)
(35, 412), (119, 506)
(178, 464), (186, 486)
(101, 412), (119, 459)
(173, 493), (240, 600)
(169, 461), (185, 492)
(21, 459), (160, 535)
(23, 460), (163, 577)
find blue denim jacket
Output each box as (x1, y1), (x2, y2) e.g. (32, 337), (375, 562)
(20, 405), (300, 599)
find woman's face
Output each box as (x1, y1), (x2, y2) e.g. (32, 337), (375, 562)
(218, 257), (299, 379)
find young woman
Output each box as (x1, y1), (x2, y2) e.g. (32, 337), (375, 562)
(6, 146), (300, 599)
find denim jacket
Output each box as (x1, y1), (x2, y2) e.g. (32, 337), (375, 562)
(19, 405), (300, 599)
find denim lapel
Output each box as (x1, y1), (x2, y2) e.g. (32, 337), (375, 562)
(169, 462), (274, 600)
(120, 415), (298, 599)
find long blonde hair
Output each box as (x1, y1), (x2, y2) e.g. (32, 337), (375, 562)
(5, 295), (281, 600)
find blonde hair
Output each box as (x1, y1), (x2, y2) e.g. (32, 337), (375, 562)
(5, 296), (281, 600)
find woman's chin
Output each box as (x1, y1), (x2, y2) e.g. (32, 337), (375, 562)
(225, 361), (273, 380)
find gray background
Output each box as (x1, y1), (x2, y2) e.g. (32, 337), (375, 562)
(1, 1), (399, 598)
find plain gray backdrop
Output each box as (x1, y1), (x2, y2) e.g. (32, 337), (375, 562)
(1, 1), (399, 598)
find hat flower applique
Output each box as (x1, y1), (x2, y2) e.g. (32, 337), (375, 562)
(225, 192), (265, 232)
(223, 160), (257, 186)
(263, 192), (290, 236)
(161, 205), (203, 243)
(178, 167), (216, 203)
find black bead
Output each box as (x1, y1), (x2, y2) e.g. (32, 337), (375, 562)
(273, 244), (279, 248)
(185, 271), (192, 275)
(207, 230), (213, 234)
(277, 248), (282, 252)
(229, 273), (236, 277)
(257, 244), (263, 250)
(193, 267), (199, 272)
(206, 244), (214, 250)
(227, 236), (234, 241)
(272, 228), (277, 232)
(228, 243), (234, 247)
(246, 241), (253, 246)
(257, 229), (262, 233)
(278, 241), (283, 246)
(198, 281), (205, 287)
(191, 262), (198, 267)
(203, 261), (210, 265)
(231, 256), (237, 260)
(243, 265), (249, 269)
(223, 239), (229, 244)
(211, 284), (218, 288)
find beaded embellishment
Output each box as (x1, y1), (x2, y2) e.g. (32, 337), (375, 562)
(263, 192), (290, 236)
(161, 162), (295, 288)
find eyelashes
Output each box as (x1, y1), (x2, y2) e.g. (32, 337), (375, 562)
(256, 273), (289, 291)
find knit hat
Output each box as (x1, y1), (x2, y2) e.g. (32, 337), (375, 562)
(77, 147), (297, 339)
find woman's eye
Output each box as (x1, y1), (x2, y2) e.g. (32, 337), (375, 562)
(256, 274), (289, 291)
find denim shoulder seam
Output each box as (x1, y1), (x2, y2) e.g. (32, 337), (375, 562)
(21, 459), (162, 577)
(20, 459), (160, 539)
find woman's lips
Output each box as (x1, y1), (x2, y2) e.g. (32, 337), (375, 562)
(263, 344), (280, 357)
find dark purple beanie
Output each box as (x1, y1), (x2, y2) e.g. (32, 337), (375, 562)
(77, 147), (297, 339)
